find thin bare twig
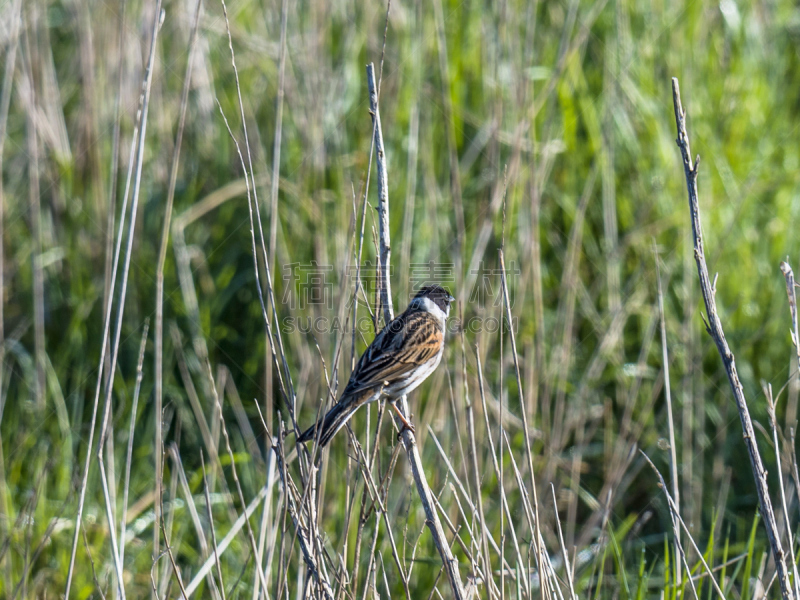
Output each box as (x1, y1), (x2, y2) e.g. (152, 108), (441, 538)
(120, 319), (149, 569)
(202, 452), (227, 600)
(183, 483), (269, 597)
(641, 451), (726, 600)
(205, 361), (270, 594)
(159, 443), (189, 599)
(764, 383), (800, 596)
(671, 77), (795, 600)
(550, 485), (577, 600)
(273, 425), (335, 599)
(498, 248), (548, 594)
(81, 522), (108, 600)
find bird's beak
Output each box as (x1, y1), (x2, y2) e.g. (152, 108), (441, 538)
(448, 294), (455, 304)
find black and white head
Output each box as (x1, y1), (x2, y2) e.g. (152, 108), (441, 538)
(409, 285), (455, 324)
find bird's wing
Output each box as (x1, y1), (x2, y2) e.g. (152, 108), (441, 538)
(343, 310), (443, 396)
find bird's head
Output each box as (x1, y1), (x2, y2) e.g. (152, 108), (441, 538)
(412, 285), (455, 319)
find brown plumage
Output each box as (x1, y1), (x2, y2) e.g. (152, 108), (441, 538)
(297, 285), (453, 446)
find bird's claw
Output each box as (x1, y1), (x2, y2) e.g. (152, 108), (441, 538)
(390, 402), (416, 437)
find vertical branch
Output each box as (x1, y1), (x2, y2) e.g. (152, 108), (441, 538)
(367, 62), (466, 600)
(671, 77), (795, 600)
(366, 64), (393, 324)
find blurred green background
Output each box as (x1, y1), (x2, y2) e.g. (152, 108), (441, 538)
(2, 0), (800, 597)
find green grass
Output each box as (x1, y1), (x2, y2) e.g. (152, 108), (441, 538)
(2, 0), (800, 597)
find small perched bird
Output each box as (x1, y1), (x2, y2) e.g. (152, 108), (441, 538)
(298, 284), (455, 446)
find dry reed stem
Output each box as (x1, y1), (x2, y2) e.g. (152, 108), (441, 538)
(765, 383), (800, 596)
(81, 522), (108, 600)
(498, 249), (550, 598)
(655, 246), (682, 587)
(550, 485), (577, 600)
(205, 361), (270, 594)
(273, 427), (335, 599)
(119, 319), (148, 569)
(474, 349), (530, 597)
(502, 431), (559, 599)
(367, 59), (467, 600)
(184, 481), (269, 597)
(256, 0), (289, 593)
(212, 88), (300, 593)
(671, 77), (795, 600)
(158, 444), (189, 600)
(153, 0), (203, 585)
(201, 453), (228, 600)
(640, 451), (727, 599)
(0, 0), (22, 429)
(427, 427), (511, 574)
(219, 0), (296, 421)
(459, 330), (496, 599)
(170, 445), (222, 600)
(65, 5), (163, 597)
(644, 453), (698, 600)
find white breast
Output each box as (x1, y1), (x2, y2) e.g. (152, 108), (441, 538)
(389, 345), (444, 398)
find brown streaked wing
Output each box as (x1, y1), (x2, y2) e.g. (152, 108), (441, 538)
(343, 310), (443, 396)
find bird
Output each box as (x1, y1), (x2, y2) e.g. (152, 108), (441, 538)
(297, 284), (455, 447)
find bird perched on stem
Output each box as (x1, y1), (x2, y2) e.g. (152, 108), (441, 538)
(298, 284), (454, 446)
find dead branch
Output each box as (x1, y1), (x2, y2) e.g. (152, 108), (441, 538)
(671, 77), (795, 600)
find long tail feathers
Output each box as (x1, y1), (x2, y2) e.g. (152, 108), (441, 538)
(297, 392), (373, 447)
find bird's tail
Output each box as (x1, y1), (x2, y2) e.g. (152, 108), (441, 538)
(297, 392), (373, 447)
